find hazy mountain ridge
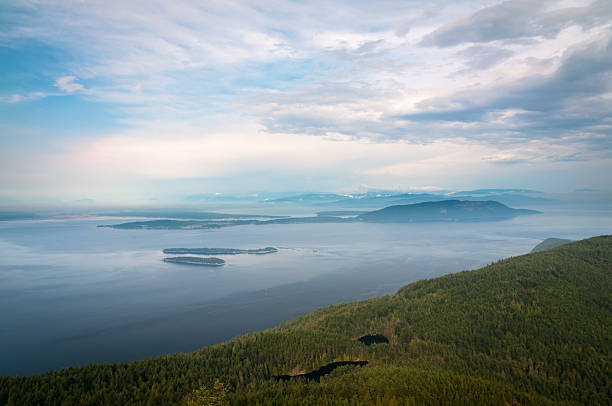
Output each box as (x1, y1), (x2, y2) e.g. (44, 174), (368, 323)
(99, 200), (539, 229)
(0, 189), (568, 221)
(265, 189), (554, 208)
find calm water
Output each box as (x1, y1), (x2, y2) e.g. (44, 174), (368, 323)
(0, 207), (610, 376)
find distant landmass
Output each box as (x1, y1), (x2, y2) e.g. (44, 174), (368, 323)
(173, 189), (551, 206)
(269, 192), (447, 207)
(447, 188), (541, 196)
(358, 200), (539, 223)
(259, 216), (350, 225)
(265, 189), (554, 208)
(99, 210), (286, 220)
(270, 193), (349, 203)
(0, 211), (41, 221)
(99, 200), (540, 229)
(97, 219), (258, 230)
(316, 210), (367, 217)
(163, 256), (225, 266)
(531, 238), (573, 252)
(163, 247), (278, 255)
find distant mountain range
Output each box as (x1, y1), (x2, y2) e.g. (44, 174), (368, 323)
(175, 189), (553, 208)
(265, 189), (553, 208)
(0, 189), (553, 222)
(447, 188), (541, 196)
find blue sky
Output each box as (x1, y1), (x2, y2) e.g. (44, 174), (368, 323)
(0, 0), (611, 202)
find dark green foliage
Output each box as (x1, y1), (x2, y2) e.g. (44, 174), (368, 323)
(274, 361), (368, 382)
(1, 236), (611, 405)
(231, 366), (558, 405)
(358, 334), (389, 346)
(187, 380), (229, 406)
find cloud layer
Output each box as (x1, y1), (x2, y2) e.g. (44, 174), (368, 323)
(0, 0), (611, 200)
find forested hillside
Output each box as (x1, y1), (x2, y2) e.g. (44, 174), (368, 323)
(2, 236), (611, 405)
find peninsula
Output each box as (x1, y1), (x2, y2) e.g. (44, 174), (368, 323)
(97, 219), (259, 230)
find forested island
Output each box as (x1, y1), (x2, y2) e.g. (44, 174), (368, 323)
(97, 219), (259, 230)
(357, 200), (539, 222)
(531, 237), (573, 252)
(99, 200), (540, 230)
(98, 210), (286, 220)
(163, 247), (278, 255)
(316, 210), (368, 217)
(2, 235), (610, 405)
(163, 256), (225, 266)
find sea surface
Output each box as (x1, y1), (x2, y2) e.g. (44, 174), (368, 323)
(0, 206), (610, 375)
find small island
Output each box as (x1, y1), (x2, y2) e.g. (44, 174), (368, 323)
(97, 219), (257, 230)
(163, 247), (278, 255)
(163, 256), (225, 266)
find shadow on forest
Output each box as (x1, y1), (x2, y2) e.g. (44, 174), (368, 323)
(358, 334), (389, 346)
(274, 361), (368, 382)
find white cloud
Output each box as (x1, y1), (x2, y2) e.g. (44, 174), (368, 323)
(55, 76), (84, 93)
(1, 122), (601, 196)
(0, 92), (50, 104)
(1, 0), (611, 198)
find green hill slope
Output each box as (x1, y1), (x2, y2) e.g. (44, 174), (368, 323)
(2, 236), (611, 405)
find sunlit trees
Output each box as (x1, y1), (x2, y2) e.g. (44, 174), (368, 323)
(186, 380), (229, 406)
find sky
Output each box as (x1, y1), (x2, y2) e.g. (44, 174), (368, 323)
(0, 0), (611, 203)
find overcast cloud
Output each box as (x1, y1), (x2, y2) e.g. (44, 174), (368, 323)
(0, 0), (610, 201)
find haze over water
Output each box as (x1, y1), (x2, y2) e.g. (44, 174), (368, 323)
(1, 205), (610, 376)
